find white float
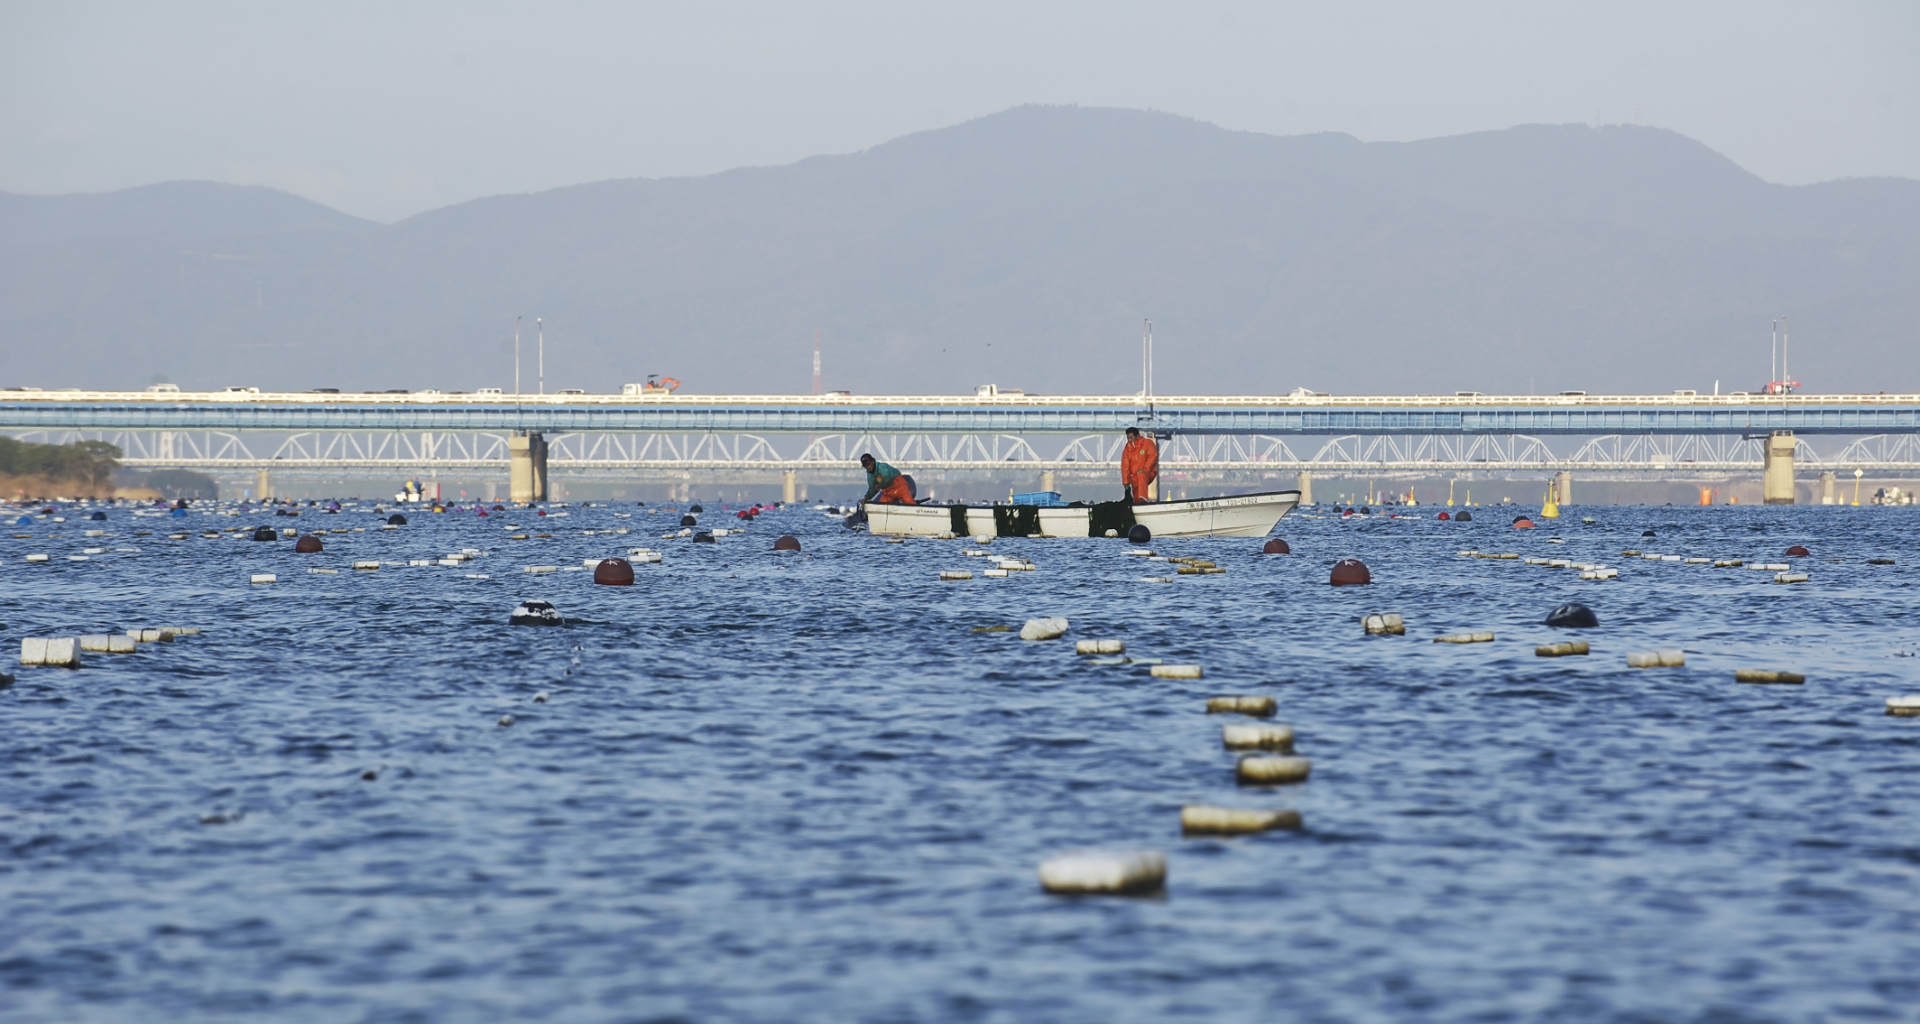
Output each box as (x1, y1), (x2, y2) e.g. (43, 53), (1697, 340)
(1037, 851), (1166, 895)
(1221, 723), (1294, 750)
(1019, 616), (1068, 640)
(1236, 755), (1312, 784)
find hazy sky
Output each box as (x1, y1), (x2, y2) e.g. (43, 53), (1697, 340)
(3, 1), (1915, 222)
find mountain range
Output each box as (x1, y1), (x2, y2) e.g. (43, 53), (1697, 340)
(3, 105), (1916, 397)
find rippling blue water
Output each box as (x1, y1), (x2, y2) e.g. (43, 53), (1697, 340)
(3, 501), (1918, 1022)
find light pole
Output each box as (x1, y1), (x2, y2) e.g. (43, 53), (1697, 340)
(537, 318), (545, 396)
(514, 316), (521, 396)
(1854, 467), (1864, 506)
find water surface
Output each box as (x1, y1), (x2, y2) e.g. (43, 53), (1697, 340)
(3, 502), (1917, 1022)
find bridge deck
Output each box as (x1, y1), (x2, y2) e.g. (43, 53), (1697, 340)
(2, 390), (1917, 434)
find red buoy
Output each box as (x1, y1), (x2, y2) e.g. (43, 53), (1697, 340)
(1437, 511), (1450, 520)
(593, 558), (635, 586)
(773, 535), (801, 551)
(1262, 539), (1291, 554)
(1512, 518), (1535, 529)
(1785, 545), (1810, 557)
(293, 535), (323, 553)
(1330, 559), (1371, 586)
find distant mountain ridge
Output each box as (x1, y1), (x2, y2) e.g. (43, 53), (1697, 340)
(2, 105), (1915, 396)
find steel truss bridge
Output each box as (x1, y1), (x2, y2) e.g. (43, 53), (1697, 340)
(9, 429), (1920, 479)
(4, 390), (1918, 480)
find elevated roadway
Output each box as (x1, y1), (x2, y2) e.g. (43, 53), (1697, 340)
(4, 389), (1919, 435)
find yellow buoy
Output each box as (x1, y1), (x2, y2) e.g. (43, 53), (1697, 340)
(1541, 478), (1561, 519)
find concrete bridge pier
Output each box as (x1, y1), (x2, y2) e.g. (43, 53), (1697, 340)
(783, 469), (798, 504)
(1764, 431), (1797, 504)
(256, 468), (271, 500)
(509, 432), (548, 503)
(1820, 471), (1837, 505)
(1555, 470), (1573, 506)
(1297, 470), (1313, 505)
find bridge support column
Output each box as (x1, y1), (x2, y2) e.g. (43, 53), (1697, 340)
(1820, 471), (1837, 505)
(1554, 470), (1573, 506)
(783, 470), (797, 504)
(1764, 431), (1796, 504)
(1041, 469), (1056, 494)
(256, 468), (271, 500)
(1297, 471), (1312, 505)
(509, 432), (548, 503)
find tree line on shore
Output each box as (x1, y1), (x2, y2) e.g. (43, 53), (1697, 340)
(0, 438), (123, 498)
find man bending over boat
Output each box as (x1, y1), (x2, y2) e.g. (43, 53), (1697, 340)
(1121, 427), (1158, 504)
(860, 453), (916, 505)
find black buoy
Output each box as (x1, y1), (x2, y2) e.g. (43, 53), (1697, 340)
(689, 504), (704, 513)
(1127, 524), (1151, 544)
(1642, 530), (1656, 537)
(680, 514), (698, 526)
(89, 511), (107, 521)
(1358, 506), (1371, 515)
(692, 530), (715, 543)
(251, 525), (278, 541)
(1455, 510), (1471, 522)
(1545, 602), (1599, 628)
(509, 600), (564, 626)
(388, 514), (408, 525)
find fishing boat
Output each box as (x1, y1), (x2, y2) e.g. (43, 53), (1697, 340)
(864, 489), (1300, 539)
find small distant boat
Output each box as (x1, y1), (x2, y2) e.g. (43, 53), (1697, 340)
(864, 489), (1300, 539)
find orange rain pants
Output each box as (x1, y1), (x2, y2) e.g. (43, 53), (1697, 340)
(876, 475), (916, 505)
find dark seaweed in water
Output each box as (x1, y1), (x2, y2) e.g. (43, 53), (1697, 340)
(1, 503), (1917, 1021)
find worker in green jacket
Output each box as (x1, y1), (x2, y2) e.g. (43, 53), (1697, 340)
(860, 453), (916, 504)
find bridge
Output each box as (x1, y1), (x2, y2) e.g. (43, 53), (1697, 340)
(5, 389), (1918, 502)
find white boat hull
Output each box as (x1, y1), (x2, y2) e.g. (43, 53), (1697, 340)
(864, 490), (1299, 539)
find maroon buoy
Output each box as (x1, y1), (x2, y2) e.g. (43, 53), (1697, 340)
(1437, 511), (1451, 520)
(293, 535), (323, 553)
(593, 558), (635, 586)
(1785, 545), (1810, 557)
(773, 535), (802, 551)
(1329, 559), (1371, 586)
(1262, 538), (1291, 554)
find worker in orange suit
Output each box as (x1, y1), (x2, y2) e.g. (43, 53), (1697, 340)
(1121, 426), (1158, 504)
(859, 453), (916, 505)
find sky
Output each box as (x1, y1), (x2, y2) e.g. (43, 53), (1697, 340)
(2, 1), (1916, 223)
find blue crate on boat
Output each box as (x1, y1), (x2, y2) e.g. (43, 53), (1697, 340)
(1011, 491), (1067, 507)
